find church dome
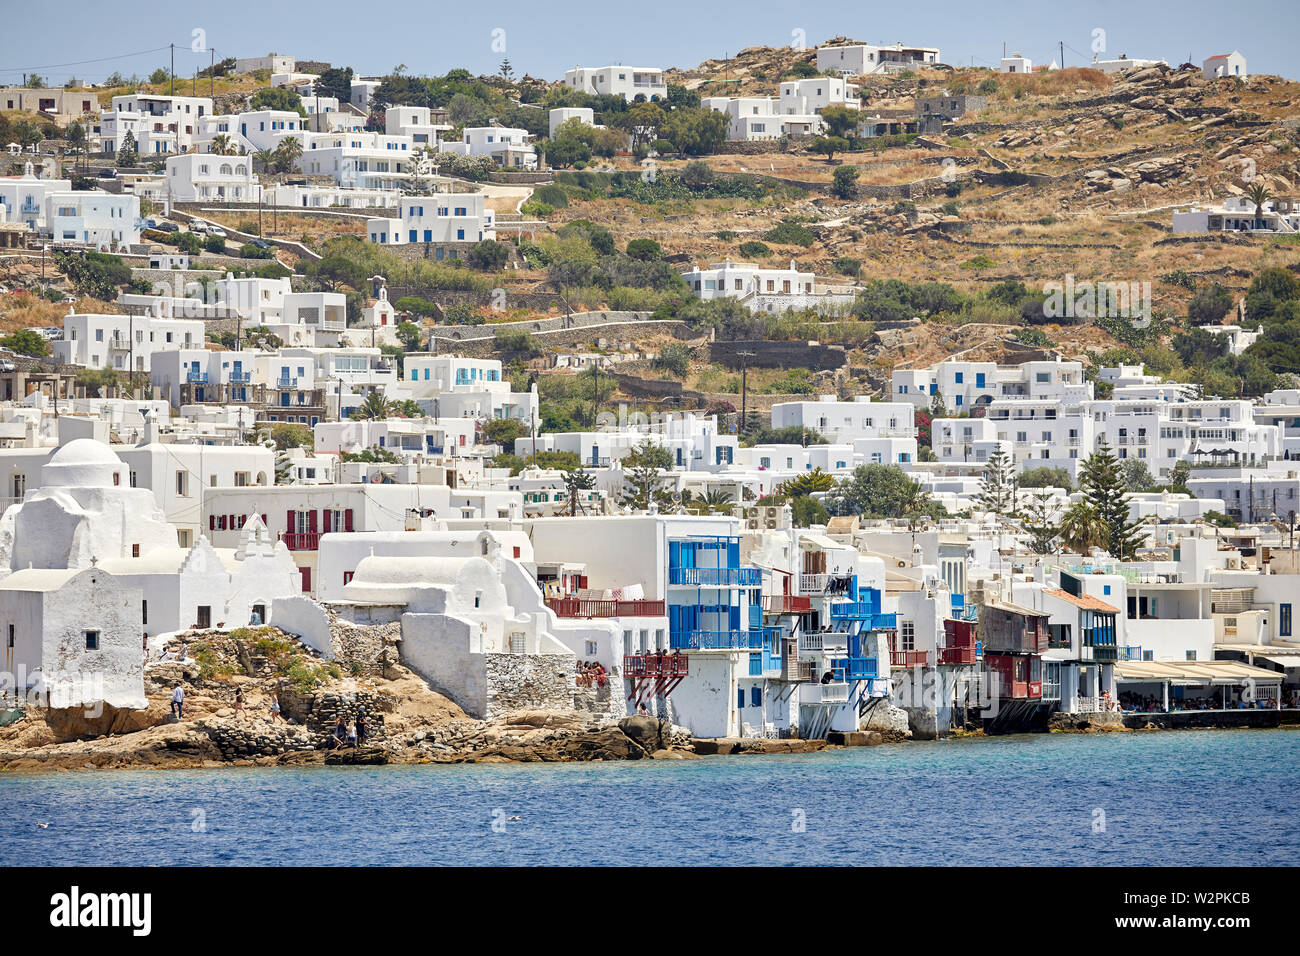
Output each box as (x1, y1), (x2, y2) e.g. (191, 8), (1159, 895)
(40, 439), (126, 489)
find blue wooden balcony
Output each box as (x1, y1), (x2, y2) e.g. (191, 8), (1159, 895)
(668, 567), (762, 587)
(671, 628), (765, 651)
(1118, 645), (1144, 661)
(830, 656), (879, 680)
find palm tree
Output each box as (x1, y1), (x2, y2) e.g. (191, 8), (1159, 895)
(1245, 181), (1272, 229)
(210, 133), (235, 156)
(252, 148), (277, 174)
(272, 136), (303, 174)
(352, 392), (395, 421)
(699, 488), (734, 514)
(1058, 500), (1108, 554)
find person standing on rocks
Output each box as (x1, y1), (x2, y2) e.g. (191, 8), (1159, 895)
(347, 721), (358, 748)
(233, 686), (245, 720)
(171, 684), (185, 720)
(270, 693), (283, 723)
(329, 716), (347, 749)
(355, 709), (367, 747)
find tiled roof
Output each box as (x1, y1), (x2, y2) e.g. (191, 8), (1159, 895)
(1044, 587), (1121, 614)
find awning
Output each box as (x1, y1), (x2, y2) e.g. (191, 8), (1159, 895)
(1115, 660), (1283, 686)
(1256, 655), (1300, 670)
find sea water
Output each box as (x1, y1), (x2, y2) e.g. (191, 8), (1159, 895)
(1, 729), (1295, 866)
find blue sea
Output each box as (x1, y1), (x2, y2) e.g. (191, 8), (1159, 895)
(1, 729), (1296, 866)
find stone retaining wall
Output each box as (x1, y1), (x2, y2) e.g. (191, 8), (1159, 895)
(484, 653), (575, 719)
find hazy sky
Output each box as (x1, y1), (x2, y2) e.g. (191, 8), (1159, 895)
(2, 0), (1295, 85)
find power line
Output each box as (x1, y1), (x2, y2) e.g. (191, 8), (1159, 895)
(0, 44), (175, 74)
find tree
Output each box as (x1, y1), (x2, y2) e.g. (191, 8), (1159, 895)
(1186, 283), (1234, 325)
(271, 136), (303, 174)
(1018, 466), (1073, 491)
(562, 466), (595, 515)
(351, 392), (395, 420)
(625, 238), (663, 261)
(973, 447), (1018, 515)
(827, 465), (935, 519)
(1246, 181), (1273, 228)
(482, 417), (526, 452)
(779, 468), (835, 499)
(116, 130), (137, 168)
(1020, 491), (1062, 554)
(661, 107), (728, 155)
(64, 122), (88, 170)
(176, 231), (201, 255)
(1078, 440), (1145, 559)
(252, 148), (278, 174)
(619, 439), (674, 511)
(249, 87), (307, 117)
(209, 133), (237, 156)
(611, 101), (666, 148)
(74, 367), (120, 397)
(314, 67), (355, 102)
(679, 160), (715, 189)
(811, 136), (849, 161)
(1120, 458), (1156, 493)
(467, 239), (508, 271)
(395, 320), (422, 350)
(0, 329), (50, 356)
(1058, 500), (1108, 554)
(831, 164), (859, 199)
(545, 137), (590, 168)
(819, 105), (859, 138)
(790, 495), (830, 527)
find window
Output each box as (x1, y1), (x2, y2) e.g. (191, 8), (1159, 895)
(1282, 603), (1293, 638)
(737, 689), (745, 709)
(751, 687), (762, 708)
(584, 641), (598, 656)
(175, 470), (189, 496)
(132, 544), (140, 558)
(196, 606), (211, 629)
(6, 624), (12, 648)
(1185, 650), (1197, 661)
(142, 600), (148, 625)
(900, 619), (915, 651)
(84, 630), (100, 650)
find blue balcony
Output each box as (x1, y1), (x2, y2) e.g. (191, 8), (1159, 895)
(828, 605), (897, 630)
(1118, 645), (1144, 661)
(229, 372), (251, 383)
(185, 371), (208, 384)
(830, 657), (879, 680)
(672, 628), (765, 651)
(668, 567), (762, 587)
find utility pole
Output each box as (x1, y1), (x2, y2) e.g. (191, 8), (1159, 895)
(170, 43), (175, 96)
(210, 49), (215, 99)
(1060, 41), (1065, 68)
(737, 351), (755, 438)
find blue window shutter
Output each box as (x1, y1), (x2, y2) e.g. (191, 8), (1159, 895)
(751, 687), (761, 708)
(737, 689), (745, 709)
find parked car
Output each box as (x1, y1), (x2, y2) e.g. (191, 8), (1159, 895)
(206, 226), (227, 239)
(249, 238), (273, 250)
(189, 221), (209, 234)
(142, 218), (157, 230)
(96, 168), (117, 179)
(158, 222), (180, 233)
(0, 360), (15, 373)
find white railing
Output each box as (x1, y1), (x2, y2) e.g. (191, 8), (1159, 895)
(803, 683), (850, 704)
(800, 573), (827, 593)
(798, 632), (824, 653)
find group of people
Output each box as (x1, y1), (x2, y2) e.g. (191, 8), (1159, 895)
(575, 661), (607, 688)
(168, 683), (285, 723)
(146, 636), (189, 667)
(1118, 691), (1282, 712)
(327, 710), (368, 749)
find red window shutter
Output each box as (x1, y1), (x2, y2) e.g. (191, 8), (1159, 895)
(343, 571), (353, 585)
(308, 510), (318, 534)
(513, 546), (521, 558)
(218, 515), (225, 530)
(344, 508), (354, 532)
(209, 515), (215, 531)
(262, 514), (268, 528)
(286, 510), (295, 536)
(322, 510), (332, 534)
(300, 567), (311, 592)
(239, 515), (246, 528)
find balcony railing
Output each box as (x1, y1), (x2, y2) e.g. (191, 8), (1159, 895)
(798, 631), (825, 653)
(763, 594), (812, 615)
(1087, 644), (1119, 662)
(830, 656), (879, 680)
(623, 652), (689, 679)
(1117, 645), (1144, 661)
(890, 649), (930, 668)
(668, 567), (762, 587)
(280, 532), (321, 550)
(671, 628), (765, 651)
(547, 597), (665, 618)
(803, 682), (850, 704)
(185, 371), (208, 383)
(938, 644), (977, 665)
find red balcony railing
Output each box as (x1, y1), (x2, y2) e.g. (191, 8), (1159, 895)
(891, 649), (930, 668)
(762, 594), (812, 614)
(280, 532), (321, 551)
(547, 597), (665, 618)
(938, 644), (977, 665)
(624, 651), (689, 704)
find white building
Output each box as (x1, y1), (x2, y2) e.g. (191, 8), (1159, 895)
(779, 77), (859, 114)
(771, 396), (917, 452)
(1172, 196), (1300, 235)
(701, 97), (824, 141)
(816, 43), (941, 75)
(366, 191), (495, 246)
(1203, 51), (1247, 79)
(563, 66), (667, 102)
(384, 106), (449, 147)
(1090, 56), (1167, 74)
(549, 107), (596, 138)
(159, 152), (260, 203)
(101, 94), (214, 155)
(402, 354), (538, 423)
(680, 259), (854, 314)
(234, 54), (296, 75)
(54, 311), (204, 373)
(45, 190), (140, 249)
(439, 127), (536, 170)
(893, 358), (1092, 412)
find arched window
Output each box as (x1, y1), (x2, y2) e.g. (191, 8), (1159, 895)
(219, 164), (232, 175)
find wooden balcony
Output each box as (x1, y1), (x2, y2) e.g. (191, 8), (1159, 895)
(280, 532), (321, 551)
(763, 594), (812, 615)
(547, 597), (665, 618)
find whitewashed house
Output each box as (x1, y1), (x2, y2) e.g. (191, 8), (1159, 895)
(1203, 51), (1247, 79)
(365, 192), (495, 246)
(563, 66), (667, 102)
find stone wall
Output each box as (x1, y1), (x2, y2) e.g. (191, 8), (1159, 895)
(442, 321), (694, 358)
(427, 309), (653, 341)
(483, 653), (575, 719)
(710, 339), (848, 370)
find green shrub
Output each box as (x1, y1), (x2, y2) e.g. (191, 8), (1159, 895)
(738, 240), (771, 258)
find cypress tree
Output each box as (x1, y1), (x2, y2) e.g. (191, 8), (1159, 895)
(973, 446), (1018, 515)
(1078, 440), (1145, 559)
